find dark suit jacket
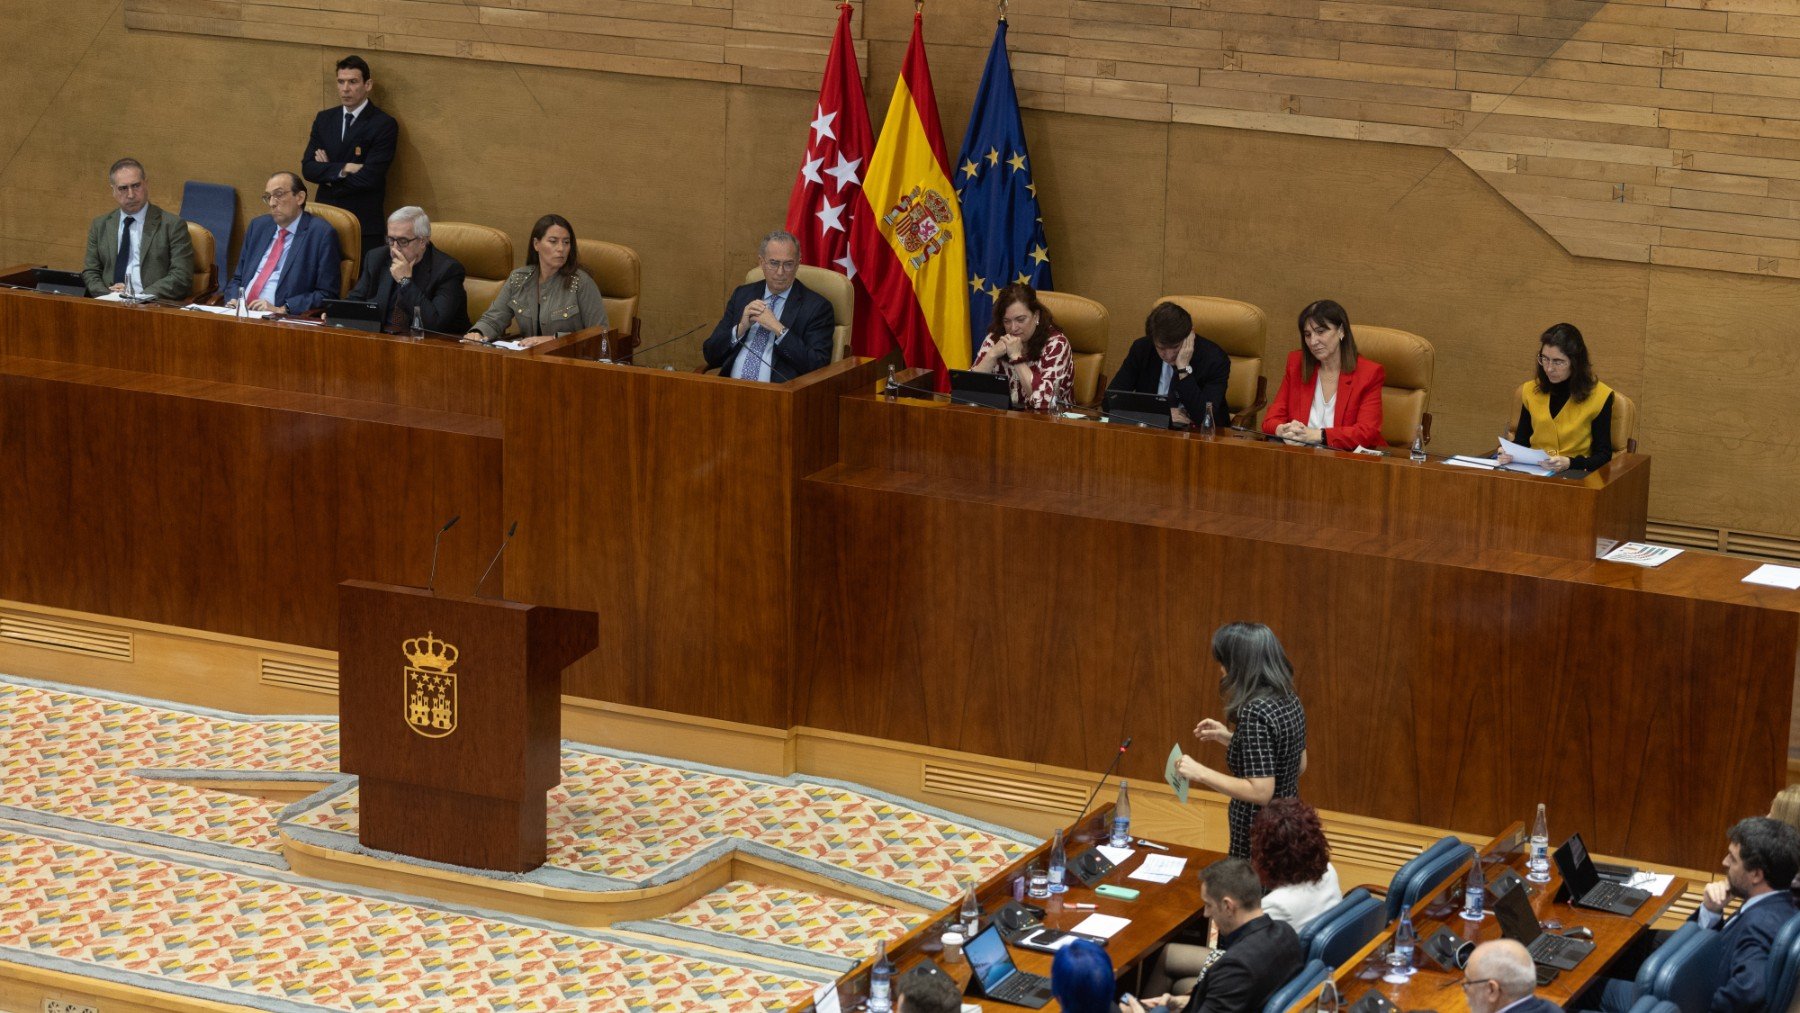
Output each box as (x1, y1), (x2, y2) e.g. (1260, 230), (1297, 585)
(223, 211), (344, 314)
(1184, 914), (1303, 1013)
(81, 203), (195, 299)
(1710, 891), (1798, 1013)
(1260, 349), (1387, 450)
(1107, 335), (1230, 426)
(301, 102), (398, 240)
(702, 278), (835, 383)
(346, 243), (470, 335)
(1504, 997), (1564, 1013)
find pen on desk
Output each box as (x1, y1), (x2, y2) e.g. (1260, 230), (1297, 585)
(1136, 838), (1169, 851)
(1067, 902), (1096, 910)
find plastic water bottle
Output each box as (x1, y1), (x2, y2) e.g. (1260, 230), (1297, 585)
(1528, 803), (1551, 883)
(1200, 401), (1216, 435)
(1318, 981), (1341, 1013)
(868, 939), (894, 1012)
(960, 879), (981, 937)
(410, 304), (424, 339)
(598, 335), (611, 362)
(235, 294), (247, 320)
(1110, 781), (1131, 848)
(1410, 423), (1427, 462)
(1047, 828), (1068, 894)
(1461, 859), (1486, 921)
(886, 363), (897, 401)
(1384, 908), (1416, 982)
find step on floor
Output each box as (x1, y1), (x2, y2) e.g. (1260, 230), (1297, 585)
(622, 880), (926, 972)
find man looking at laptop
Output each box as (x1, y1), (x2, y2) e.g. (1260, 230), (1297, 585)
(1592, 816), (1800, 1013)
(1464, 940), (1562, 1013)
(1106, 301), (1230, 428)
(1125, 857), (1302, 1013)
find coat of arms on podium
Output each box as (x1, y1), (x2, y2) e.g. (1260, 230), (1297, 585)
(402, 631), (459, 738)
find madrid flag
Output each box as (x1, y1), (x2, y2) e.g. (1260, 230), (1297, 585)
(851, 9), (971, 381)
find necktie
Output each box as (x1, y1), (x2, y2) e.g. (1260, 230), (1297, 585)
(246, 227), (288, 304)
(343, 110), (353, 141)
(113, 216), (134, 285)
(741, 293), (783, 380)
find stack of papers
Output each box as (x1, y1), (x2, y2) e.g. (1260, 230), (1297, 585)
(1497, 438), (1555, 476)
(182, 303), (274, 320)
(1095, 845), (1135, 866)
(1129, 854), (1188, 884)
(1744, 564), (1800, 590)
(1068, 913), (1132, 939)
(1625, 871), (1675, 894)
(1600, 542), (1683, 567)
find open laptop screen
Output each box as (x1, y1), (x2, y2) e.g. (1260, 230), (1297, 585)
(965, 923), (1018, 993)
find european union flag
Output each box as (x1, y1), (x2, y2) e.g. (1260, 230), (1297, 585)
(955, 18), (1052, 358)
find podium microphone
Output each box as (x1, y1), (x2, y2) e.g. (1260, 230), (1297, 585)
(1073, 736), (1133, 824)
(473, 520), (518, 596)
(628, 320), (711, 363)
(426, 514), (460, 593)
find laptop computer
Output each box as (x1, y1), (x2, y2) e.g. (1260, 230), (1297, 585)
(948, 369), (1012, 411)
(33, 268), (85, 296)
(1493, 878), (1595, 971)
(1555, 833), (1651, 915)
(1103, 390), (1175, 429)
(964, 922), (1053, 1008)
(322, 298), (383, 332)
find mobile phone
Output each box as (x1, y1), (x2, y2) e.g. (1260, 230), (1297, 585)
(1095, 884), (1141, 901)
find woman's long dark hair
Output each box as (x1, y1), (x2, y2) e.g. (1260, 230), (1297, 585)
(526, 213), (581, 283)
(990, 282), (1057, 361)
(1211, 621), (1298, 726)
(1297, 299), (1358, 381)
(1534, 322), (1598, 403)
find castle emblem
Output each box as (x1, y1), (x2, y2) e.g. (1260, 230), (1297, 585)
(882, 186), (956, 270)
(402, 631), (459, 739)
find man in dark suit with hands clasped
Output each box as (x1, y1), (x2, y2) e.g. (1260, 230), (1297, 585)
(703, 230), (835, 383)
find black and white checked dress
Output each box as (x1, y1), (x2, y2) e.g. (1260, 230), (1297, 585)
(1225, 694), (1307, 859)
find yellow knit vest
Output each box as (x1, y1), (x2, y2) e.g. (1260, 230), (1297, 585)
(1519, 379), (1613, 459)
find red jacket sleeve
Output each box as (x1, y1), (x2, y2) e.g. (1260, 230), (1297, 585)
(1261, 350), (1305, 435)
(1324, 360), (1386, 449)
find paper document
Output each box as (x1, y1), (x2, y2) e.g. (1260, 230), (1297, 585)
(810, 983), (841, 1013)
(1625, 871), (1675, 894)
(1744, 564), (1800, 590)
(1095, 845), (1135, 867)
(183, 303), (274, 320)
(1600, 542), (1683, 568)
(1130, 854), (1188, 884)
(1446, 455), (1499, 470)
(1498, 438), (1555, 476)
(1068, 913), (1131, 940)
(1165, 745), (1189, 805)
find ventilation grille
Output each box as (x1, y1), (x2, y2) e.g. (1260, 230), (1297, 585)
(0, 611), (133, 661)
(1646, 519), (1800, 562)
(921, 762), (1090, 816)
(260, 656), (338, 696)
(1323, 826), (1433, 872)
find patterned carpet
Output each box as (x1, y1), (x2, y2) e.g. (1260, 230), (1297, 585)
(0, 675), (1038, 1010)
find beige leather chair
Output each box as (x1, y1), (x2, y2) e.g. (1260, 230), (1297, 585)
(307, 202), (360, 297)
(1355, 325), (1436, 447)
(742, 265), (853, 362)
(429, 222), (514, 322)
(587, 240), (642, 350)
(1611, 389), (1638, 454)
(185, 221), (217, 301)
(1037, 290), (1109, 406)
(1155, 295), (1269, 426)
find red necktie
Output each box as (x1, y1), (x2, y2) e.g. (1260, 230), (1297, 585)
(246, 227), (288, 304)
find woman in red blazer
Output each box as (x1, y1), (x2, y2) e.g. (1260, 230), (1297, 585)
(1260, 299), (1386, 450)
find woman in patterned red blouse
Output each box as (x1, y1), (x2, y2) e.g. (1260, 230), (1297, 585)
(970, 283), (1074, 410)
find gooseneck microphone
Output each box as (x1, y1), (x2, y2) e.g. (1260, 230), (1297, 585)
(1074, 736), (1134, 824)
(473, 521), (518, 597)
(426, 514), (460, 594)
(627, 320), (711, 363)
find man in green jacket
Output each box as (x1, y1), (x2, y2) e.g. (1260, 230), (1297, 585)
(81, 158), (194, 299)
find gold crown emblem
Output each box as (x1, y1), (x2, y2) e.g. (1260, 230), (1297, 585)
(403, 631), (458, 671)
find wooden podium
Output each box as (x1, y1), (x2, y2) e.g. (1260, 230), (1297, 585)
(337, 580), (598, 872)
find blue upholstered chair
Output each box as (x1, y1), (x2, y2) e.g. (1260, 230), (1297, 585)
(178, 181), (236, 293)
(1625, 996), (1679, 1013)
(1762, 912), (1800, 1013)
(1383, 836), (1472, 923)
(1304, 889), (1386, 969)
(1631, 922), (1724, 1013)
(1260, 958), (1330, 1013)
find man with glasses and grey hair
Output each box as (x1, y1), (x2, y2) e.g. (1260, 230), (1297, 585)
(346, 205), (468, 335)
(703, 229), (836, 382)
(81, 158), (194, 299)
(1462, 940), (1560, 1013)
(223, 171), (343, 316)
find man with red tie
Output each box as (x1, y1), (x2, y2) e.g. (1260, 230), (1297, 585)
(223, 172), (344, 315)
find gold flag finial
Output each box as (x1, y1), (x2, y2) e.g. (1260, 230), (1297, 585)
(999, 0), (1009, 21)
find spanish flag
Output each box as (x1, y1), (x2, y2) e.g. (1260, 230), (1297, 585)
(851, 9), (971, 383)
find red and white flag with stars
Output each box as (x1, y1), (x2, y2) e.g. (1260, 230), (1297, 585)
(785, 2), (888, 355)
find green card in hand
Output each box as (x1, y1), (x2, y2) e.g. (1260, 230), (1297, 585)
(1165, 744), (1189, 804)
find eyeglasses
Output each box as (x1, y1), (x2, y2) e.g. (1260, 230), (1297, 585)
(385, 235), (423, 248)
(260, 189), (295, 204)
(762, 259), (799, 272)
(1537, 354), (1570, 368)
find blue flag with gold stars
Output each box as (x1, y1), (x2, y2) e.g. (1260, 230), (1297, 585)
(955, 18), (1051, 358)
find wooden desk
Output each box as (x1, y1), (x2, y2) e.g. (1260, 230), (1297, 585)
(796, 396), (1797, 869)
(1331, 823), (1688, 1010)
(821, 808), (1220, 1012)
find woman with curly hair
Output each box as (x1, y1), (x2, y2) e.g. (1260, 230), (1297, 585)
(1250, 797), (1342, 931)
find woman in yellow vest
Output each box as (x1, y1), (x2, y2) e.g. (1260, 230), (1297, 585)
(1496, 323), (1615, 473)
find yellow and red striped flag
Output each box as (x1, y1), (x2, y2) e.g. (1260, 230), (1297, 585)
(850, 8), (970, 384)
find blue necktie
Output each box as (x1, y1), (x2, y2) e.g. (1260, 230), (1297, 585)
(742, 293), (783, 380)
